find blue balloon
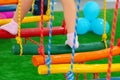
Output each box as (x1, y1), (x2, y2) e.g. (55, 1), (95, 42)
(76, 18), (90, 35)
(91, 18), (110, 35)
(83, 1), (100, 21)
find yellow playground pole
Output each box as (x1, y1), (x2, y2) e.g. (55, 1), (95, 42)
(0, 15), (50, 25)
(38, 64), (120, 74)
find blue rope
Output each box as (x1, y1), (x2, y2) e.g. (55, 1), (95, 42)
(66, 0), (81, 80)
(46, 0), (54, 74)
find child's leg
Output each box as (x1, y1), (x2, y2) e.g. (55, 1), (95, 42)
(0, 0), (33, 35)
(61, 0), (79, 48)
(13, 0), (33, 23)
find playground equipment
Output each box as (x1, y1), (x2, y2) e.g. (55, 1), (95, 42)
(0, 5), (14, 19)
(0, 0), (120, 80)
(38, 64), (120, 74)
(0, 5), (16, 12)
(32, 0), (120, 80)
(0, 0), (18, 5)
(0, 26), (66, 38)
(0, 15), (50, 25)
(32, 46), (120, 66)
(0, 0), (66, 38)
(12, 41), (110, 55)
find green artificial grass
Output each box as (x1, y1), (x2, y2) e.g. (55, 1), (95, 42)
(0, 9), (120, 80)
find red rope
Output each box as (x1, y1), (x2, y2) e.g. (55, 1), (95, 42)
(25, 37), (39, 45)
(76, 73), (79, 80)
(64, 74), (67, 80)
(24, 38), (27, 44)
(82, 62), (87, 80)
(76, 62), (87, 80)
(38, 0), (45, 58)
(106, 0), (119, 80)
(83, 73), (87, 80)
(93, 73), (99, 79)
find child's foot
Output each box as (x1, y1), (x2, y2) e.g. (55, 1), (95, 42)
(0, 19), (18, 35)
(65, 33), (79, 48)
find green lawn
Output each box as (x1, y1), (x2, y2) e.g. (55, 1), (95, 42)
(0, 9), (120, 80)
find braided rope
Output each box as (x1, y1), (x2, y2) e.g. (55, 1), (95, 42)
(103, 0), (106, 35)
(64, 74), (68, 80)
(26, 37), (39, 45)
(93, 73), (99, 79)
(40, 0), (44, 47)
(15, 0), (23, 56)
(46, 0), (54, 74)
(76, 73), (79, 80)
(66, 0), (81, 80)
(46, 0), (50, 16)
(31, 0), (35, 13)
(102, 0), (108, 48)
(38, 0), (45, 57)
(106, 0), (119, 80)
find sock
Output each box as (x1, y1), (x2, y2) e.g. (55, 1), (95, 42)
(0, 19), (18, 35)
(65, 33), (79, 48)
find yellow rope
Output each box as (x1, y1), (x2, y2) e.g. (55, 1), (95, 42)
(46, 0), (50, 16)
(102, 0), (108, 48)
(15, 0), (23, 56)
(31, 0), (35, 13)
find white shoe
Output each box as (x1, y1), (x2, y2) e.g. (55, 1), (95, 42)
(65, 33), (79, 48)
